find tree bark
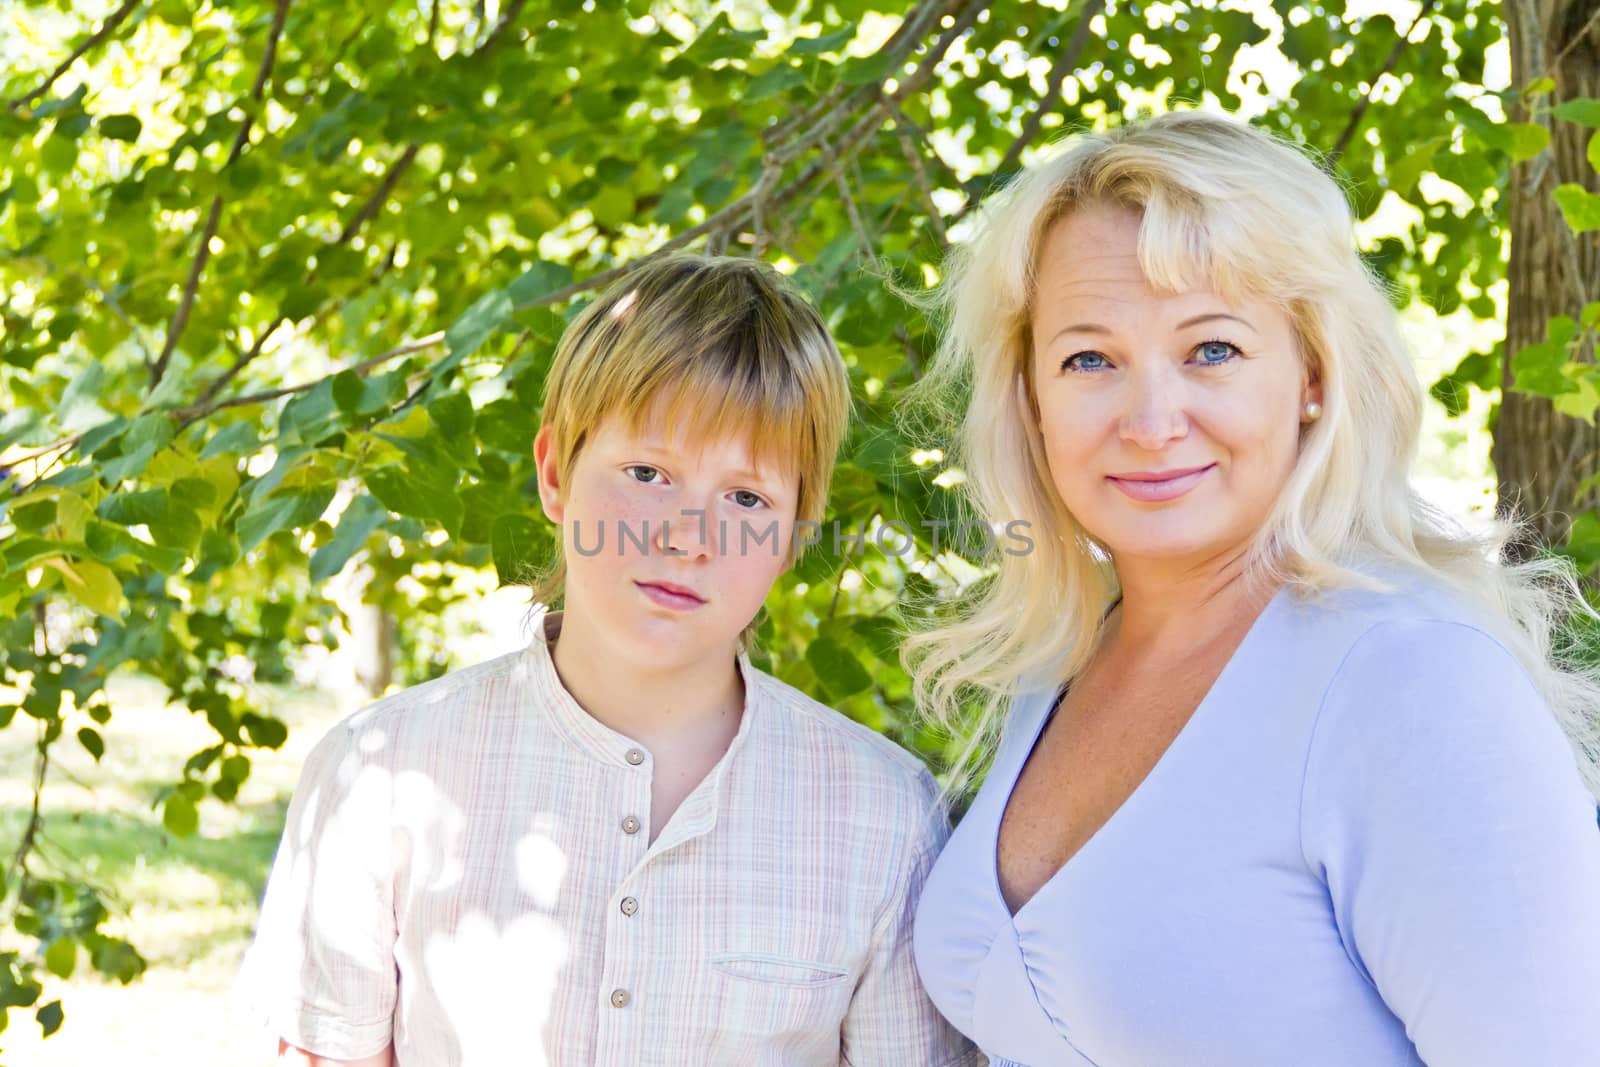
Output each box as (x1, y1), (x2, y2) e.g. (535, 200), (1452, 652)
(1496, 0), (1600, 551)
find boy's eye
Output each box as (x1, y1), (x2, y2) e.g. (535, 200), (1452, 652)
(732, 490), (765, 509)
(624, 465), (662, 484)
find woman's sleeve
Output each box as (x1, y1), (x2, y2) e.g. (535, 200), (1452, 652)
(234, 718), (398, 1060)
(1300, 618), (1600, 1065)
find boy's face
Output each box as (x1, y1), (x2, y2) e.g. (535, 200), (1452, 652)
(534, 404), (800, 669)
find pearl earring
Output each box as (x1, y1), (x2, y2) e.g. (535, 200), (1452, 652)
(1304, 400), (1322, 421)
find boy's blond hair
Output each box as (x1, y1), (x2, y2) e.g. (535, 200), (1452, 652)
(526, 253), (853, 650)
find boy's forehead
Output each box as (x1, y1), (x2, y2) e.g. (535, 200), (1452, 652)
(595, 411), (794, 479)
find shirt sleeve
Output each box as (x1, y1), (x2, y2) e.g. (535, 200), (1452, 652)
(233, 717), (398, 1059)
(841, 767), (980, 1067)
(1301, 618), (1600, 1066)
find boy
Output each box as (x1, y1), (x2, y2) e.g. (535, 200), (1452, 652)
(238, 253), (975, 1065)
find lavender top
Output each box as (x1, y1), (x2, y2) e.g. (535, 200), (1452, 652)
(913, 571), (1600, 1066)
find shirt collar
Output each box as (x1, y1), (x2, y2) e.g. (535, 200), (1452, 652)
(524, 609), (765, 803)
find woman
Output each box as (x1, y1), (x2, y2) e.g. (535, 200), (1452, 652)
(903, 110), (1600, 1066)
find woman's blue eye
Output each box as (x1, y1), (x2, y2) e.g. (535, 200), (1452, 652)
(1195, 340), (1240, 365)
(1060, 351), (1109, 372)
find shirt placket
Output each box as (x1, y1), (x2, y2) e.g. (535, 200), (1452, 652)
(594, 742), (655, 1063)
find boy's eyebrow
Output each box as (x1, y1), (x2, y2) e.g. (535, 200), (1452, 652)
(633, 443), (779, 485)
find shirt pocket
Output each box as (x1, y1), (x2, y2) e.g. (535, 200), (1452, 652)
(705, 951), (855, 1065)
(711, 952), (851, 988)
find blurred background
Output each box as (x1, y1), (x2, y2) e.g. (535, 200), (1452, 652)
(4, 0), (1593, 1060)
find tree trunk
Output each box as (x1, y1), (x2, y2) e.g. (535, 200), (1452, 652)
(1496, 0), (1600, 552)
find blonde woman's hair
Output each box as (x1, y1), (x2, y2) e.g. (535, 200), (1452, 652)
(524, 253), (852, 653)
(900, 108), (1600, 797)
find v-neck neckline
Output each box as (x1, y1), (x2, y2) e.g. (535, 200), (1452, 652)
(990, 582), (1291, 924)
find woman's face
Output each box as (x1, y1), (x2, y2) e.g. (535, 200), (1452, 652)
(1028, 203), (1319, 570)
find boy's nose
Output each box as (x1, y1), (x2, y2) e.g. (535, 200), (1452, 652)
(655, 506), (716, 559)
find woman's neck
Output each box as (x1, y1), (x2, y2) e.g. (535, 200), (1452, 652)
(1108, 550), (1275, 651)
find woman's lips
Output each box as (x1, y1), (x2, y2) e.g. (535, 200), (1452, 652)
(1106, 464), (1215, 503)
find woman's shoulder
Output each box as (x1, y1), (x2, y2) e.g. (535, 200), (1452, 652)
(1280, 559), (1506, 655)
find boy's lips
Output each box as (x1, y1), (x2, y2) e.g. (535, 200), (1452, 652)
(634, 580), (706, 610)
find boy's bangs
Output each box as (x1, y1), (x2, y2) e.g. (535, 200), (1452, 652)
(617, 360), (811, 483)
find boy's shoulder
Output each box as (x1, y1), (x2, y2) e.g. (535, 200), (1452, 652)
(334, 646), (532, 746)
(745, 661), (937, 799)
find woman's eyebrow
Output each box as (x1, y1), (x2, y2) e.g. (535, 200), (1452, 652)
(1048, 311), (1257, 346)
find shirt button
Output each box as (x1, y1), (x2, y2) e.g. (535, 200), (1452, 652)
(625, 748), (646, 766)
(610, 988), (630, 1008)
(620, 896), (638, 916)
(621, 815), (641, 835)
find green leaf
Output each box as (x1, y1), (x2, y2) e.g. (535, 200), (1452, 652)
(1507, 123), (1550, 162)
(1386, 138), (1444, 195)
(237, 488), (336, 553)
(1554, 98), (1600, 126)
(508, 262), (574, 306)
(36, 999), (63, 1037)
(840, 51), (899, 87)
(200, 422), (259, 459)
(1511, 341), (1575, 397)
(1523, 76), (1557, 97)
(97, 489), (169, 527)
(365, 466), (431, 520)
(56, 558), (123, 617)
(44, 940), (76, 981)
(1588, 131), (1600, 176)
(98, 114), (142, 141)
(240, 713), (288, 749)
(789, 26), (855, 55)
(443, 289), (513, 368)
(748, 64), (806, 99)
(1429, 376), (1470, 418)
(77, 727), (105, 762)
(309, 494), (388, 582)
(162, 795), (198, 837)
(1553, 373), (1600, 424)
(427, 393), (474, 440)
(1554, 183), (1600, 233)
(806, 636), (873, 700)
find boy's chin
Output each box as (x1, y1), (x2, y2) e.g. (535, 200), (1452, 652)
(610, 610), (744, 664)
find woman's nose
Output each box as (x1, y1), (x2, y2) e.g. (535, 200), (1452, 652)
(1118, 368), (1188, 450)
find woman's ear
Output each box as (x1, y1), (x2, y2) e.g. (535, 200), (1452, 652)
(534, 425), (565, 525)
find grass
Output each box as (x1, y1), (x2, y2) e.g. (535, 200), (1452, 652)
(0, 667), (357, 1067)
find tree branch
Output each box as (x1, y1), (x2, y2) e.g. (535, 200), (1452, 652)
(173, 330), (445, 432)
(952, 0), (1104, 224)
(8, 0), (144, 111)
(764, 0), (953, 149)
(895, 122), (950, 250)
(150, 0), (292, 390)
(1327, 0), (1437, 166)
(192, 318), (286, 410)
(1549, 4), (1600, 73)
(338, 143), (422, 244)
